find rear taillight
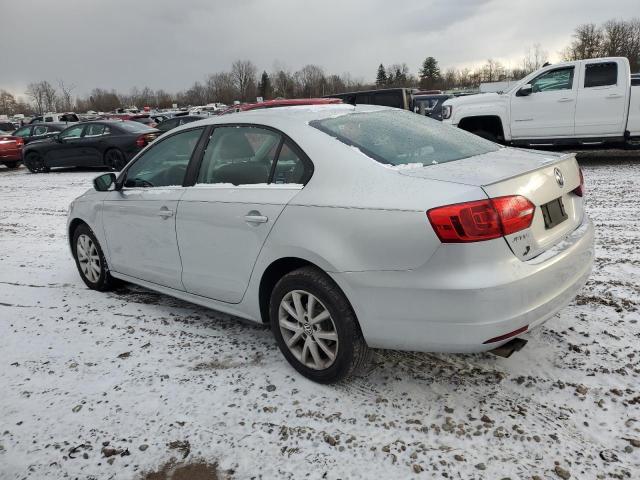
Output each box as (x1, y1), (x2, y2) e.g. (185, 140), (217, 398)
(572, 168), (585, 197)
(135, 135), (146, 148)
(427, 195), (535, 243)
(15, 137), (24, 148)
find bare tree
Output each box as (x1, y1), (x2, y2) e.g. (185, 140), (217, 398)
(205, 72), (237, 104)
(57, 79), (75, 111)
(522, 44), (548, 74)
(563, 23), (603, 60)
(0, 90), (18, 116)
(231, 60), (257, 102)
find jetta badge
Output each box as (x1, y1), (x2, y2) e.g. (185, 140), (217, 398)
(554, 167), (564, 187)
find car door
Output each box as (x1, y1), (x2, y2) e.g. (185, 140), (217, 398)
(510, 66), (577, 138)
(574, 60), (628, 136)
(177, 126), (312, 303)
(101, 127), (205, 290)
(80, 123), (110, 165)
(46, 124), (86, 166)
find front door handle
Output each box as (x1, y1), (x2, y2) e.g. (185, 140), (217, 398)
(244, 212), (268, 224)
(558, 97), (574, 103)
(606, 93), (622, 99)
(157, 207), (174, 219)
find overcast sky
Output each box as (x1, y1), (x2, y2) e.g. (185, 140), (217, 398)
(1, 0), (638, 100)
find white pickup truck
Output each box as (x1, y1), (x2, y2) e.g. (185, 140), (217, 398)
(442, 57), (640, 148)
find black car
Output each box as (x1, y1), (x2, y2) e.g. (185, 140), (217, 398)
(325, 88), (417, 110)
(412, 94), (454, 121)
(156, 115), (205, 133)
(12, 122), (67, 145)
(0, 121), (16, 132)
(22, 120), (159, 173)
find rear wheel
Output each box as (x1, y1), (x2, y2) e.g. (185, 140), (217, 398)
(24, 152), (49, 173)
(269, 266), (370, 383)
(72, 224), (115, 291)
(104, 149), (127, 171)
(3, 161), (20, 169)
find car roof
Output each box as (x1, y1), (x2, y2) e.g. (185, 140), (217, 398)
(170, 104), (392, 137)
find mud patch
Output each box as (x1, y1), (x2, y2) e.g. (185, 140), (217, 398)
(142, 461), (221, 480)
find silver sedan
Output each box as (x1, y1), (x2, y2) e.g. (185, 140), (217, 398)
(67, 105), (594, 383)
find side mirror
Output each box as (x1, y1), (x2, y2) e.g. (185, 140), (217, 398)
(516, 84), (533, 97)
(93, 172), (117, 192)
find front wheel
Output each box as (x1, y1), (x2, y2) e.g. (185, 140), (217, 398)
(269, 266), (370, 383)
(72, 224), (115, 291)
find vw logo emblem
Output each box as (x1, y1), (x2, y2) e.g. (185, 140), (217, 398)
(554, 168), (564, 187)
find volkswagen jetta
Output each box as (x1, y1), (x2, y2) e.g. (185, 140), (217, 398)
(67, 105), (594, 383)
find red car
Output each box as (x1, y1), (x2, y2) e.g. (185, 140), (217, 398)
(219, 98), (342, 115)
(0, 132), (24, 169)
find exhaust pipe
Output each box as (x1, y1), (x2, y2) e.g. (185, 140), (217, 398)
(489, 337), (528, 358)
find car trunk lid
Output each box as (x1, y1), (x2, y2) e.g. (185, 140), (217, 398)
(398, 147), (584, 260)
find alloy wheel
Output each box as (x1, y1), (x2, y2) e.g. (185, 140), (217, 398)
(278, 290), (339, 370)
(76, 234), (101, 283)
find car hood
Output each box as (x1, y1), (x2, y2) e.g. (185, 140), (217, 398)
(443, 92), (501, 107)
(396, 147), (566, 186)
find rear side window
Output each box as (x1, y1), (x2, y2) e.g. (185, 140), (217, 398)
(197, 126), (280, 185)
(33, 126), (48, 136)
(272, 141), (306, 184)
(584, 62), (618, 88)
(311, 109), (499, 167)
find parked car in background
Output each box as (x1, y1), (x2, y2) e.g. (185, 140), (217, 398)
(412, 93), (454, 120)
(23, 120), (158, 173)
(130, 115), (159, 129)
(218, 98), (342, 115)
(442, 57), (640, 147)
(29, 112), (80, 124)
(12, 122), (67, 145)
(0, 121), (18, 132)
(156, 115), (205, 133)
(67, 104), (593, 383)
(0, 132), (24, 169)
(325, 88), (417, 110)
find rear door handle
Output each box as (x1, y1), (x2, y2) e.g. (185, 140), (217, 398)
(558, 98), (574, 103)
(157, 207), (174, 219)
(244, 213), (268, 224)
(606, 93), (623, 99)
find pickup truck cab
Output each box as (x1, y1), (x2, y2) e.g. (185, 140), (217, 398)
(442, 57), (640, 148)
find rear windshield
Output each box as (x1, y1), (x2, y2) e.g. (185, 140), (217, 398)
(117, 121), (155, 133)
(310, 110), (499, 166)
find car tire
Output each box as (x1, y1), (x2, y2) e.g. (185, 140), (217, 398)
(72, 224), (115, 291)
(104, 148), (127, 171)
(269, 266), (370, 383)
(3, 161), (20, 169)
(24, 152), (49, 173)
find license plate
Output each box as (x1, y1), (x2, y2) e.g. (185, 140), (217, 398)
(541, 197), (568, 230)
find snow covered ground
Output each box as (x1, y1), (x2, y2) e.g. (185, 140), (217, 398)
(0, 158), (638, 480)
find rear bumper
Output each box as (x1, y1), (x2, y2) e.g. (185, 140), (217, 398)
(331, 216), (594, 353)
(0, 150), (22, 162)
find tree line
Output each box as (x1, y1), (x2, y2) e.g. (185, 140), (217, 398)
(1, 18), (638, 116)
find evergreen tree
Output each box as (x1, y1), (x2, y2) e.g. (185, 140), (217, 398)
(375, 64), (387, 87)
(257, 71), (271, 100)
(419, 57), (441, 89)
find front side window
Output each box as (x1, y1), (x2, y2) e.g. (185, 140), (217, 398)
(59, 125), (84, 139)
(311, 109), (499, 167)
(530, 67), (574, 93)
(197, 126), (280, 185)
(124, 128), (203, 188)
(584, 62), (617, 88)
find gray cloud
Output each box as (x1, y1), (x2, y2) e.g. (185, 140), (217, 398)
(1, 0), (638, 98)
